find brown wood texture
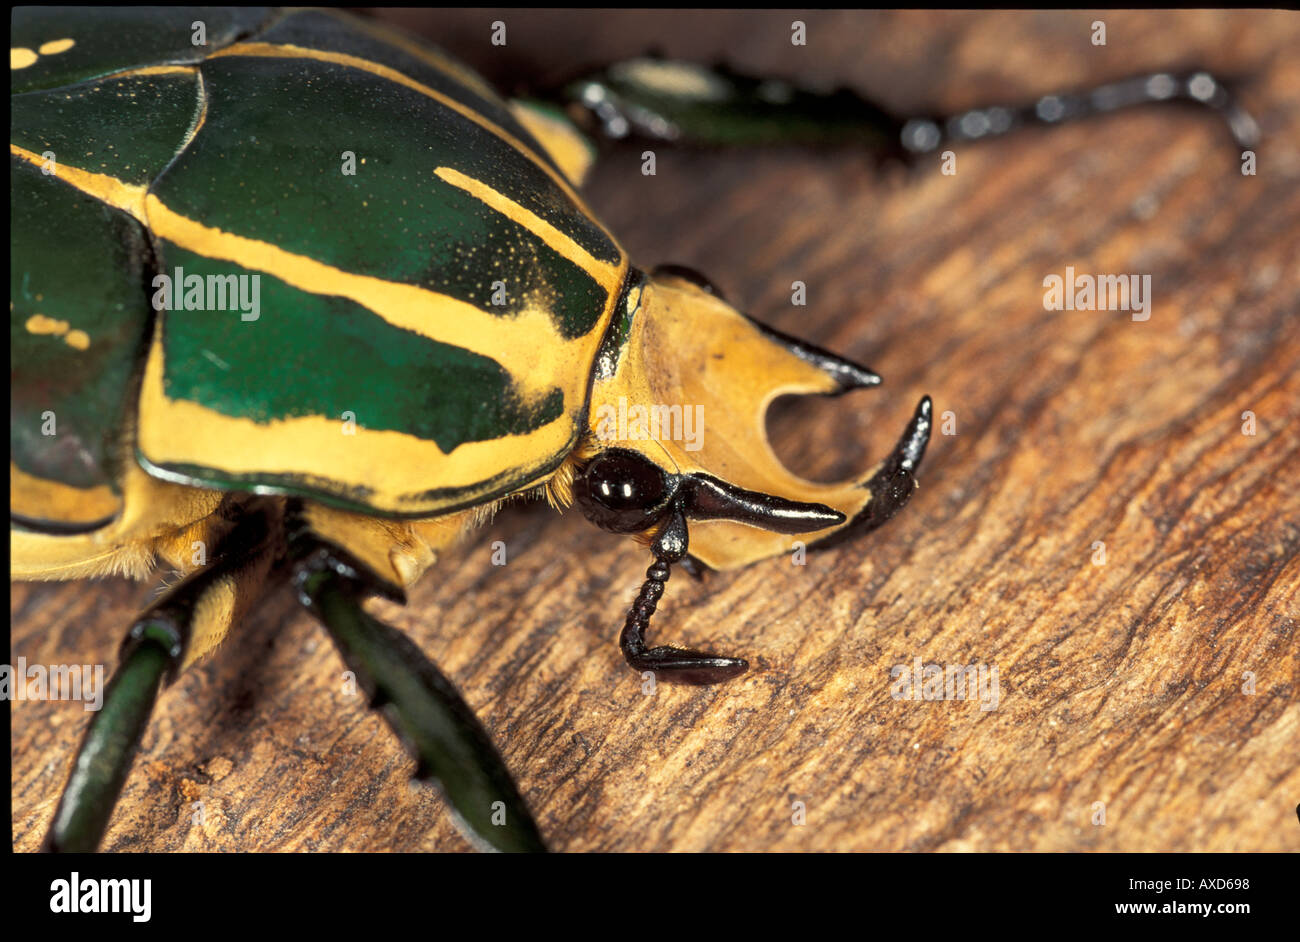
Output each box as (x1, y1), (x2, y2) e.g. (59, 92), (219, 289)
(11, 10), (1299, 852)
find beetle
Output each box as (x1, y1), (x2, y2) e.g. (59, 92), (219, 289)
(10, 7), (1258, 852)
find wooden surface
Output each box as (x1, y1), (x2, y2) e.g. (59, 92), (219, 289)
(11, 10), (1299, 852)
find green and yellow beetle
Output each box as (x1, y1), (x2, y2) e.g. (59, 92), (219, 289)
(11, 8), (1257, 853)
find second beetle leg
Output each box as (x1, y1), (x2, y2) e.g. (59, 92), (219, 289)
(42, 621), (176, 852)
(288, 517), (547, 853)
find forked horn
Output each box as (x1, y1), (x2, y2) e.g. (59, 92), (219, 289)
(587, 273), (933, 569)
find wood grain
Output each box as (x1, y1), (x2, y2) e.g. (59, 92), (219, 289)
(11, 10), (1299, 852)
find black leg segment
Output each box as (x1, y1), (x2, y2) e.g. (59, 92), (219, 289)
(289, 522), (547, 853)
(42, 620), (178, 853)
(43, 501), (277, 852)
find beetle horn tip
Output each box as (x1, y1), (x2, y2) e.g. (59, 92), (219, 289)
(898, 395), (932, 472)
(835, 359), (883, 391)
(809, 393), (932, 551)
(743, 314), (882, 393)
(868, 392), (932, 507)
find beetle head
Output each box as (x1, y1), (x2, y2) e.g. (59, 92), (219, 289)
(575, 268), (931, 570)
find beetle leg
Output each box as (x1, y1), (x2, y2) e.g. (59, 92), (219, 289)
(565, 60), (1258, 156)
(899, 69), (1259, 155)
(42, 623), (175, 852)
(43, 502), (278, 852)
(619, 507), (748, 685)
(288, 517), (547, 853)
(563, 58), (900, 152)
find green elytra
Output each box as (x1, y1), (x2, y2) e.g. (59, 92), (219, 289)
(12, 7), (623, 528)
(10, 7), (1257, 853)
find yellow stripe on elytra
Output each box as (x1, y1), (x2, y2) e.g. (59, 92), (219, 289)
(434, 166), (619, 293)
(98, 64), (198, 81)
(39, 38), (75, 56)
(11, 38), (75, 70)
(204, 42), (616, 245)
(11, 145), (588, 396)
(10, 143), (147, 222)
(25, 314), (90, 350)
(142, 194), (569, 398)
(508, 101), (597, 188)
(136, 319), (575, 514)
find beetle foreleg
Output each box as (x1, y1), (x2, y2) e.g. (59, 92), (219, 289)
(43, 501), (278, 852)
(563, 58), (901, 152)
(288, 521), (547, 853)
(619, 508), (748, 685)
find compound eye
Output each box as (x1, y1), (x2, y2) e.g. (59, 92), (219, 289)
(589, 452), (666, 510)
(577, 450), (673, 532)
